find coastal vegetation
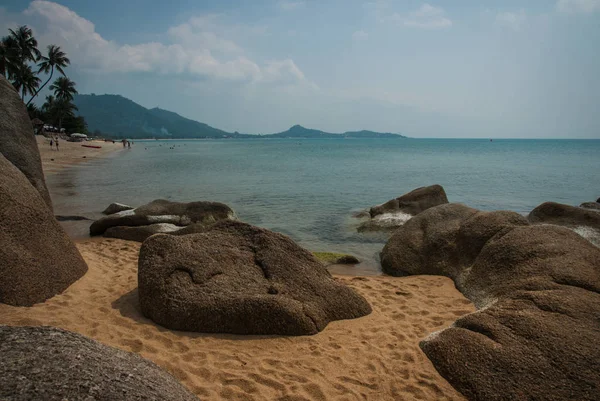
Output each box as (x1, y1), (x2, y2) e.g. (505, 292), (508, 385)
(1, 25), (83, 134)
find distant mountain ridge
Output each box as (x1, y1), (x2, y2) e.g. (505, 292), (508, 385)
(74, 94), (406, 139)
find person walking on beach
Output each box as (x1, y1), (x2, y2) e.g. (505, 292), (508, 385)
(50, 139), (53, 150)
(55, 138), (59, 151)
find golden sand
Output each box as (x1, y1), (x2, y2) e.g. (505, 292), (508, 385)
(0, 237), (473, 400)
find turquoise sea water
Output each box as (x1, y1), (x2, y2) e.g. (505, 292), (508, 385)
(48, 138), (600, 274)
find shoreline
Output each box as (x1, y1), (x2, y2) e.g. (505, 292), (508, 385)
(37, 136), (124, 176)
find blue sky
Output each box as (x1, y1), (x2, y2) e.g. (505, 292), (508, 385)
(1, 0), (599, 138)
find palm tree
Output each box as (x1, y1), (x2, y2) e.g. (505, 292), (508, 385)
(49, 76), (77, 101)
(0, 36), (19, 79)
(42, 94), (55, 114)
(11, 64), (41, 100)
(53, 98), (78, 132)
(27, 45), (70, 105)
(8, 25), (40, 64)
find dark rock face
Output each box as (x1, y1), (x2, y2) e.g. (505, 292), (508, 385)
(381, 203), (600, 401)
(528, 201), (600, 230)
(90, 199), (235, 236)
(370, 185), (448, 217)
(581, 202), (600, 211)
(102, 202), (134, 215)
(138, 221), (371, 335)
(0, 76), (52, 208)
(381, 203), (480, 277)
(0, 155), (88, 306)
(104, 223), (181, 242)
(0, 326), (198, 401)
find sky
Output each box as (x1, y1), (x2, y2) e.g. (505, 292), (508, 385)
(1, 0), (599, 138)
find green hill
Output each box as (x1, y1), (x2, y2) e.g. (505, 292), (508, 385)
(74, 94), (406, 139)
(74, 94), (240, 139)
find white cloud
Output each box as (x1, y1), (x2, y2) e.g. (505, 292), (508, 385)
(556, 0), (600, 13)
(12, 1), (310, 87)
(352, 30), (369, 40)
(495, 10), (527, 31)
(278, 1), (305, 11)
(393, 4), (452, 29)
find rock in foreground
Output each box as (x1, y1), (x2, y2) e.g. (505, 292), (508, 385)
(0, 76), (52, 208)
(0, 326), (197, 401)
(381, 203), (600, 400)
(357, 185), (449, 232)
(138, 221), (371, 335)
(90, 199), (235, 237)
(0, 154), (87, 306)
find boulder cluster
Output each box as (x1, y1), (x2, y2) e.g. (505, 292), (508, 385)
(92, 199), (237, 241)
(381, 202), (600, 401)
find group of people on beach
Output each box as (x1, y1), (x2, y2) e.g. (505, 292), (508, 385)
(48, 137), (60, 151)
(121, 139), (133, 149)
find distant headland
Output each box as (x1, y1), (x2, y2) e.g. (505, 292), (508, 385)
(73, 94), (406, 140)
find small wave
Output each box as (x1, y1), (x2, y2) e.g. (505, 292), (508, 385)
(572, 226), (600, 247)
(372, 212), (413, 226)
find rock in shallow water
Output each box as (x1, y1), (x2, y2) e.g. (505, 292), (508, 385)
(528, 201), (600, 230)
(357, 184), (449, 232)
(138, 220), (371, 335)
(381, 203), (600, 401)
(0, 326), (198, 401)
(0, 154), (87, 306)
(90, 199), (235, 236)
(102, 202), (134, 215)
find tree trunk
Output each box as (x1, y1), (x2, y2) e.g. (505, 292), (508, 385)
(26, 66), (53, 106)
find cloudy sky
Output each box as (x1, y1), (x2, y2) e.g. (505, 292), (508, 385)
(1, 0), (599, 137)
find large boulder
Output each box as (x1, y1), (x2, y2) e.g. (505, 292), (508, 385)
(102, 202), (134, 215)
(90, 199), (235, 236)
(0, 326), (198, 401)
(380, 203), (480, 277)
(0, 154), (87, 306)
(421, 226), (600, 401)
(104, 223), (181, 242)
(358, 185), (449, 232)
(0, 76), (52, 208)
(381, 203), (600, 400)
(528, 201), (600, 230)
(138, 221), (371, 335)
(370, 184), (448, 217)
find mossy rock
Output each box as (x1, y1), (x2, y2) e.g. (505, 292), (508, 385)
(312, 252), (360, 266)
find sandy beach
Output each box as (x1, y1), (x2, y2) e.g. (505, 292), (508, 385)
(0, 141), (475, 400)
(36, 136), (123, 175)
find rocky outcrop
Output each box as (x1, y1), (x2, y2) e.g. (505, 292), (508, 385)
(381, 203), (600, 400)
(104, 223), (181, 242)
(90, 199), (235, 236)
(370, 185), (449, 217)
(102, 202), (134, 215)
(0, 154), (88, 306)
(357, 185), (449, 232)
(0, 76), (52, 208)
(138, 221), (371, 335)
(528, 201), (600, 230)
(0, 326), (198, 401)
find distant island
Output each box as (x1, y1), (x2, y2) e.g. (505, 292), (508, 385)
(74, 94), (406, 139)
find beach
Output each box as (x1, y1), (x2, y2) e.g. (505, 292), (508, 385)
(36, 136), (123, 175)
(0, 140), (476, 400)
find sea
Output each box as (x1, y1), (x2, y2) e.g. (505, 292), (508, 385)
(48, 138), (600, 275)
